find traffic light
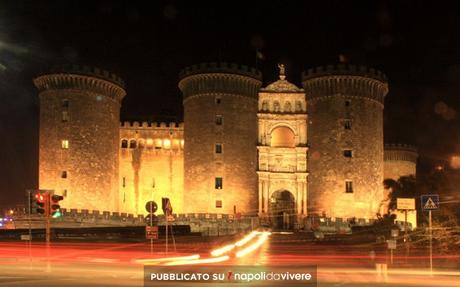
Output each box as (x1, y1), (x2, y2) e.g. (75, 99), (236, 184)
(35, 192), (46, 214)
(50, 194), (64, 218)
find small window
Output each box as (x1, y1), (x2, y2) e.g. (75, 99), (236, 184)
(121, 139), (128, 148)
(129, 140), (137, 149)
(345, 100), (351, 107)
(61, 140), (69, 149)
(216, 200), (223, 208)
(63, 189), (68, 197)
(215, 143), (222, 154)
(345, 181), (353, 193)
(61, 171), (67, 179)
(215, 177), (223, 189)
(155, 139), (162, 149)
(122, 177), (126, 187)
(216, 115), (223, 125)
(343, 150), (353, 158)
(138, 140), (145, 149)
(344, 120), (352, 130)
(215, 97), (221, 104)
(62, 99), (69, 108)
(62, 111), (69, 122)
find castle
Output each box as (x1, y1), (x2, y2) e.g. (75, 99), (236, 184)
(33, 63), (417, 228)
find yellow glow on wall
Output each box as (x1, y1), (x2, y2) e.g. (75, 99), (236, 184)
(146, 138), (153, 148)
(172, 139), (180, 149)
(163, 139), (171, 149)
(61, 139), (69, 149)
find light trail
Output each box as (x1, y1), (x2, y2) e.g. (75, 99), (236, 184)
(235, 231), (270, 258)
(234, 231), (259, 247)
(210, 244), (235, 257)
(135, 254), (200, 264)
(165, 255), (230, 266)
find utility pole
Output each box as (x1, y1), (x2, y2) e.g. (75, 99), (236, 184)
(27, 190), (32, 268)
(429, 210), (433, 276)
(151, 179), (155, 255)
(45, 191), (51, 244)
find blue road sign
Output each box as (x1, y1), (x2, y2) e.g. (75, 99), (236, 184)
(421, 195), (439, 210)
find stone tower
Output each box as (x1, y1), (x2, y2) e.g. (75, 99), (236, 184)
(302, 64), (389, 219)
(384, 144), (418, 181)
(34, 65), (126, 212)
(179, 63), (262, 215)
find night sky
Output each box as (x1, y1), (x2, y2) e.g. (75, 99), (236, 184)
(1, 0), (460, 209)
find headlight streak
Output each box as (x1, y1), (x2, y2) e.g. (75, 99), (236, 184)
(210, 244), (236, 257)
(235, 231), (259, 247)
(157, 230), (271, 265)
(165, 255), (230, 266)
(235, 231), (270, 258)
(135, 254), (200, 265)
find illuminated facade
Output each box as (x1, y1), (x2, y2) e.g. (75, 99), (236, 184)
(35, 63), (409, 224)
(257, 66), (308, 228)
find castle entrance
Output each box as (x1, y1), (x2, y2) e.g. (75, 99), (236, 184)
(269, 190), (296, 230)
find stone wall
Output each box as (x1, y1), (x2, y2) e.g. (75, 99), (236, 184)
(119, 122), (184, 215)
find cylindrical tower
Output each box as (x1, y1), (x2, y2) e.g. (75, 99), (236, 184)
(384, 144), (418, 181)
(179, 63), (262, 215)
(302, 64), (389, 219)
(34, 65), (126, 212)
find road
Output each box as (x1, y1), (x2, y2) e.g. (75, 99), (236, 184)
(0, 231), (459, 286)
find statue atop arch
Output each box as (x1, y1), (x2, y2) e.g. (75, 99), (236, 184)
(278, 63), (286, 80)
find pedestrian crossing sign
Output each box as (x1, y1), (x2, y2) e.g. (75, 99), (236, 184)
(421, 195), (439, 210)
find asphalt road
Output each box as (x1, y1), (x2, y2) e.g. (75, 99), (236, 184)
(0, 232), (459, 286)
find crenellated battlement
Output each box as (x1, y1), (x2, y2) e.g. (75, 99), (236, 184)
(384, 144), (418, 163)
(33, 65), (126, 102)
(179, 62), (262, 80)
(302, 64), (388, 105)
(120, 121), (184, 129)
(179, 63), (262, 100)
(302, 64), (387, 82)
(48, 64), (125, 87)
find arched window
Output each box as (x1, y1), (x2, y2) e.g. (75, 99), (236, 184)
(270, 126), (295, 147)
(129, 139), (137, 149)
(295, 101), (302, 112)
(155, 139), (162, 149)
(146, 138), (153, 148)
(138, 139), (145, 149)
(262, 101), (269, 111)
(284, 102), (292, 112)
(163, 139), (171, 149)
(273, 101), (280, 112)
(121, 139), (128, 148)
